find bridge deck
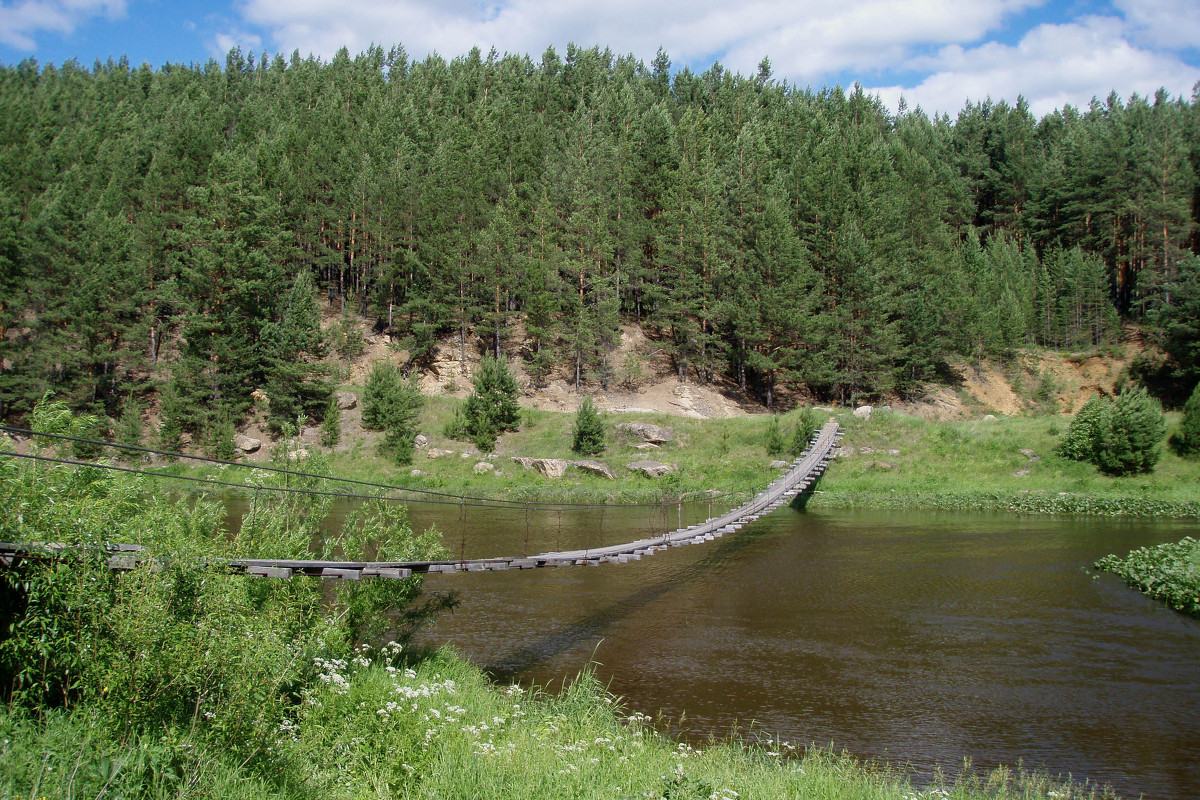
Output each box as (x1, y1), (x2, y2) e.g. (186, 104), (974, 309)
(1, 421), (842, 579)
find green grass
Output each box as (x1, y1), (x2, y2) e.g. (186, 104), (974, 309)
(157, 400), (1200, 516)
(810, 409), (1200, 517)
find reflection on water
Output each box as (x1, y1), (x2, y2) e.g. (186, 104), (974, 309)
(399, 505), (1200, 800)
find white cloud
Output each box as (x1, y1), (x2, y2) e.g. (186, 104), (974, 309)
(0, 0), (126, 50)
(237, 0), (1040, 80)
(211, 28), (264, 61)
(1112, 0), (1200, 52)
(863, 15), (1200, 117)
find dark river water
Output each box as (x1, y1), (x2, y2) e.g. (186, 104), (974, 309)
(390, 502), (1200, 800)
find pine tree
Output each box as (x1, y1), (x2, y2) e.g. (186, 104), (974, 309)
(362, 362), (423, 464)
(572, 396), (606, 456)
(1095, 387), (1167, 475)
(1170, 382), (1200, 458)
(321, 394), (341, 449)
(765, 414), (786, 456)
(115, 395), (144, 463)
(1057, 396), (1110, 462)
(461, 355), (521, 451)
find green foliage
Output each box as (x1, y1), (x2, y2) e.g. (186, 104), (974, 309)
(114, 395), (144, 462)
(1171, 382), (1200, 458)
(320, 394), (341, 449)
(765, 414), (786, 456)
(1057, 396), (1110, 462)
(571, 397), (606, 456)
(362, 363), (423, 465)
(1095, 537), (1200, 616)
(1095, 387), (1167, 476)
(459, 355), (521, 452)
(789, 406), (820, 454)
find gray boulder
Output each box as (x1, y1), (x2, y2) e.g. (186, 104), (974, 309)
(853, 405), (873, 421)
(473, 461), (495, 474)
(571, 459), (615, 480)
(234, 434), (261, 453)
(414, 434), (429, 449)
(769, 460), (790, 469)
(627, 460), (675, 478)
(510, 457), (569, 479)
(616, 422), (674, 444)
(336, 391), (358, 410)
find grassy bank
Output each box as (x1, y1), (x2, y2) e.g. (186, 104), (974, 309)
(164, 399), (1200, 516)
(1, 402), (1115, 799)
(813, 409), (1200, 517)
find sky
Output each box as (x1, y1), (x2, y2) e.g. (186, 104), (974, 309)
(1, 0), (1197, 118)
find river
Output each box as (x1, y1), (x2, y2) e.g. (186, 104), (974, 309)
(394, 502), (1200, 800)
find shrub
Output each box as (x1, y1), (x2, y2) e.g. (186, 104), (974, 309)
(572, 397), (606, 456)
(765, 414), (785, 456)
(459, 355), (521, 452)
(1095, 386), (1167, 475)
(789, 406), (820, 454)
(1057, 396), (1110, 462)
(1171, 382), (1200, 459)
(321, 394), (341, 449)
(362, 362), (423, 465)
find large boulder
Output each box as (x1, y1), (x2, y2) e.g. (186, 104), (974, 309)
(571, 459), (615, 480)
(414, 434), (429, 450)
(426, 448), (455, 459)
(336, 391), (358, 410)
(616, 422), (674, 444)
(234, 434), (261, 453)
(627, 460), (674, 478)
(853, 405), (873, 421)
(473, 461), (495, 474)
(510, 457), (569, 479)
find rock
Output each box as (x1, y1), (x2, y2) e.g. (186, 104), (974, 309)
(982, 414), (997, 421)
(887, 449), (901, 456)
(631, 442), (661, 450)
(616, 422), (675, 444)
(859, 447), (875, 455)
(571, 459), (616, 480)
(427, 448), (454, 459)
(414, 434), (429, 449)
(832, 446), (854, 458)
(510, 457), (569, 479)
(1018, 448), (1040, 462)
(1013, 468), (1031, 477)
(410, 469), (423, 477)
(853, 405), (873, 420)
(473, 461), (494, 474)
(627, 460), (675, 478)
(873, 461), (894, 470)
(769, 460), (790, 469)
(336, 391), (358, 410)
(461, 451), (473, 458)
(287, 448), (309, 461)
(234, 434), (261, 453)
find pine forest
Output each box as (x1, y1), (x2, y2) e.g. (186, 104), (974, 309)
(2, 44), (1199, 442)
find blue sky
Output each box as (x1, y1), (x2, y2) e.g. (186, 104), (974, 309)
(2, 0), (1197, 117)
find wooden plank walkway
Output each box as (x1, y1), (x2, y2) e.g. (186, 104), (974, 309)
(1, 420), (842, 580)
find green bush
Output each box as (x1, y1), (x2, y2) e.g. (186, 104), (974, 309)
(1095, 387), (1166, 475)
(458, 355), (521, 452)
(320, 394), (341, 449)
(765, 414), (785, 456)
(1057, 396), (1110, 461)
(1095, 537), (1200, 615)
(1171, 382), (1200, 459)
(571, 397), (606, 456)
(362, 362), (423, 464)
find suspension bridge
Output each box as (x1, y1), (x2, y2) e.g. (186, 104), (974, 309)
(1, 420), (841, 580)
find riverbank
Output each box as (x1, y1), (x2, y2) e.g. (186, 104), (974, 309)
(195, 400), (1200, 517)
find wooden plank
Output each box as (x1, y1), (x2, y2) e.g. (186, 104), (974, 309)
(362, 567), (411, 579)
(249, 566), (293, 579)
(321, 567), (361, 580)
